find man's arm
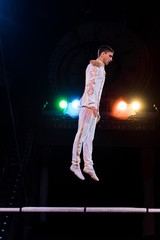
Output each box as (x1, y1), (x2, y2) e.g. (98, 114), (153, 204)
(86, 65), (98, 117)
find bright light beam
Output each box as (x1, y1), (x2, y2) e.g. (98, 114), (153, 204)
(131, 102), (140, 111)
(116, 101), (127, 111)
(112, 99), (135, 119)
(71, 99), (80, 109)
(59, 100), (68, 109)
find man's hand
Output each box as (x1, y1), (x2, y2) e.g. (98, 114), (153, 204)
(97, 114), (101, 123)
(90, 106), (98, 118)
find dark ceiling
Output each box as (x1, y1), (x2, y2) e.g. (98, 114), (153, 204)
(1, 0), (160, 116)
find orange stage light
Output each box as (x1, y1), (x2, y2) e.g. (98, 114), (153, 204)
(111, 99), (135, 119)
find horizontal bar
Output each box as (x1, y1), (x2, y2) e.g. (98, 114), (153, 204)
(0, 208), (20, 212)
(148, 208), (160, 213)
(22, 207), (146, 213)
(86, 207), (147, 213)
(22, 207), (84, 212)
(0, 207), (159, 213)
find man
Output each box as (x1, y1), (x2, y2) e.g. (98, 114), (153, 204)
(70, 45), (114, 181)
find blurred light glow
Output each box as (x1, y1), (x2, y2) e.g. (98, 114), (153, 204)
(59, 100), (68, 109)
(116, 101), (127, 111)
(132, 102), (140, 111)
(64, 102), (79, 118)
(71, 99), (80, 109)
(111, 98), (135, 119)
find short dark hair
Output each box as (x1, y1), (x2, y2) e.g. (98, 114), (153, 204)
(97, 45), (114, 57)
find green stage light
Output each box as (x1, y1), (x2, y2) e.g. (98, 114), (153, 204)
(59, 100), (68, 109)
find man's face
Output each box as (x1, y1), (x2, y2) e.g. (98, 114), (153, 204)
(102, 51), (113, 65)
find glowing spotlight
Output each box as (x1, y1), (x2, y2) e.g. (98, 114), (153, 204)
(117, 101), (127, 111)
(132, 102), (140, 111)
(71, 99), (80, 109)
(112, 99), (134, 119)
(59, 100), (68, 109)
(64, 102), (79, 118)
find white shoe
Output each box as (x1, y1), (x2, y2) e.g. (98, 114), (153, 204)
(83, 167), (99, 181)
(70, 165), (85, 180)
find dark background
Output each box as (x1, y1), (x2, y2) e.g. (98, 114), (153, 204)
(1, 1), (160, 240)
(1, 0), (160, 113)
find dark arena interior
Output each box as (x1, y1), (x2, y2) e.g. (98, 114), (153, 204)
(1, 1), (160, 239)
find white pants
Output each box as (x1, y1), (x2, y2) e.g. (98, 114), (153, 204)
(72, 107), (97, 168)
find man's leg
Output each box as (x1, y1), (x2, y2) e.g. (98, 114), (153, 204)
(83, 114), (99, 181)
(83, 115), (97, 167)
(71, 107), (92, 180)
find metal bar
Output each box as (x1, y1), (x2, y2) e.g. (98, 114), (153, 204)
(0, 207), (160, 213)
(21, 207), (84, 212)
(148, 208), (160, 213)
(0, 208), (20, 212)
(86, 207), (147, 213)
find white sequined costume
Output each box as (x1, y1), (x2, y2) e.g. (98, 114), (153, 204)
(72, 59), (106, 168)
